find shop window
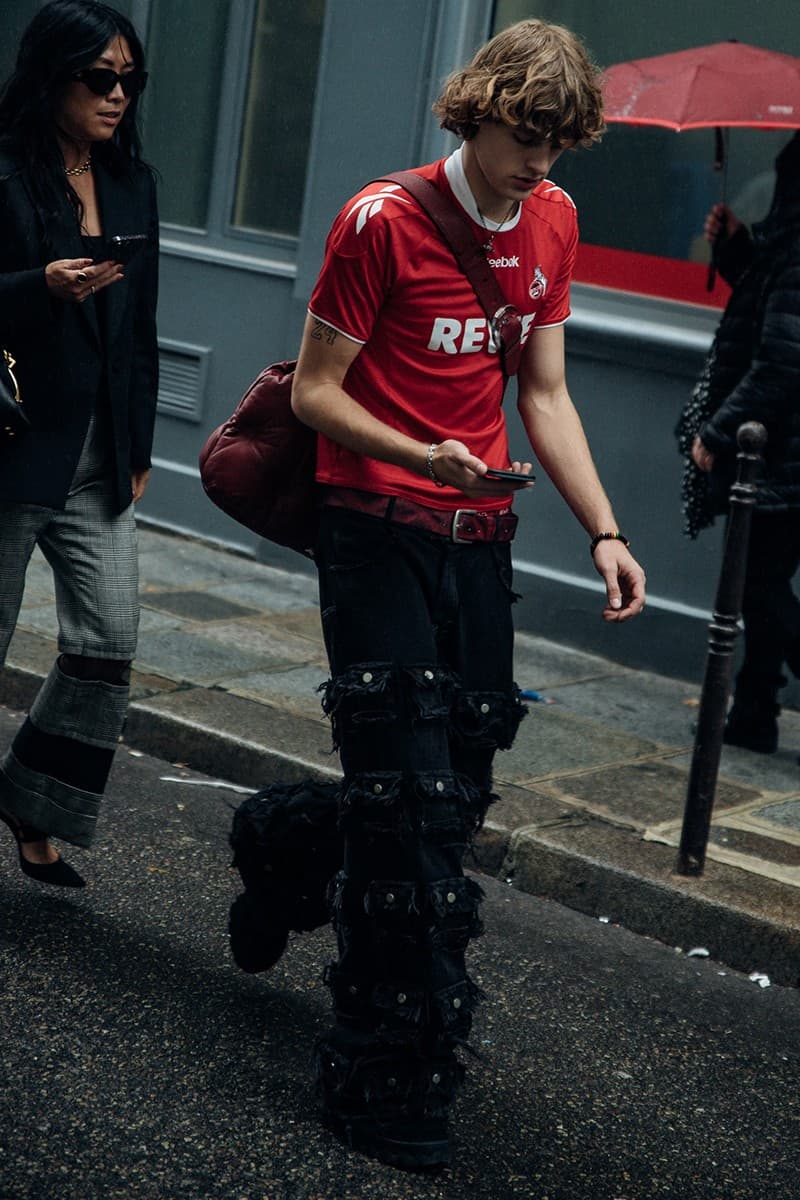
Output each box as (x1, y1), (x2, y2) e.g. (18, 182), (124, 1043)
(142, 0), (232, 230)
(492, 0), (797, 307)
(233, 0), (326, 238)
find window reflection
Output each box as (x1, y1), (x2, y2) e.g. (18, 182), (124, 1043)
(143, 0), (232, 229)
(233, 0), (326, 237)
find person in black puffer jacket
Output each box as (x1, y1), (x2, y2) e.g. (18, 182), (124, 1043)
(691, 131), (800, 752)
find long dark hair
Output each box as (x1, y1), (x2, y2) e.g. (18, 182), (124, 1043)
(0, 0), (150, 227)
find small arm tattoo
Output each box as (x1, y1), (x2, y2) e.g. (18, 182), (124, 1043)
(311, 319), (338, 345)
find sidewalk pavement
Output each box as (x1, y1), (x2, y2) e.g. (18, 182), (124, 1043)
(3, 524), (798, 986)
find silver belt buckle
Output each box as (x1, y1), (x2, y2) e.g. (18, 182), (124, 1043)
(451, 508), (479, 543)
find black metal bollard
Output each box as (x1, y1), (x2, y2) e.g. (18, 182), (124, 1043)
(675, 421), (767, 876)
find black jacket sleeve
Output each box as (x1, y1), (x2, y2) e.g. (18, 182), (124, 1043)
(0, 168), (55, 342)
(700, 245), (800, 454)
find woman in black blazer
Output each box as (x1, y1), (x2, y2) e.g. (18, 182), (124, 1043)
(0, 1), (158, 887)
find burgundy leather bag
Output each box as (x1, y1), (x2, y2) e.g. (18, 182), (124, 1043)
(198, 172), (522, 557)
(199, 359), (317, 556)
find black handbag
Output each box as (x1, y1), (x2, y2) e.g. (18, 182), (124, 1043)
(0, 350), (28, 441)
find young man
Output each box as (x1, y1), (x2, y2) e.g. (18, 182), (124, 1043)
(291, 18), (645, 1172)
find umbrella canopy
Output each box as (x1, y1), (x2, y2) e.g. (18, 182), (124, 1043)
(602, 42), (800, 290)
(602, 41), (800, 131)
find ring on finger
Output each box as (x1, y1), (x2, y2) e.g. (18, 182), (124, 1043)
(90, 285), (96, 295)
(76, 271), (88, 283)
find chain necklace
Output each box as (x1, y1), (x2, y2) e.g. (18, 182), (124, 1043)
(65, 155), (92, 177)
(476, 198), (518, 254)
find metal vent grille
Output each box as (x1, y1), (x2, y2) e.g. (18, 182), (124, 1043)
(157, 340), (211, 422)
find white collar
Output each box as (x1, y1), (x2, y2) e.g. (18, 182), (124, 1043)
(444, 145), (522, 233)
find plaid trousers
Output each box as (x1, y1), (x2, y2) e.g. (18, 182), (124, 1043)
(0, 432), (138, 847)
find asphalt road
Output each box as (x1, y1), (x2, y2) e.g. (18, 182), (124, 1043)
(0, 707), (797, 1200)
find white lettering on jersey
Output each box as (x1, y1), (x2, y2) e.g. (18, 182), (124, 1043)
(427, 319), (463, 354)
(427, 316), (546, 355)
(529, 265), (547, 300)
(346, 185), (411, 235)
(485, 255), (520, 269)
(462, 318), (487, 352)
(428, 318), (496, 354)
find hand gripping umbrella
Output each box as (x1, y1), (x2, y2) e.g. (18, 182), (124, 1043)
(601, 41), (800, 287)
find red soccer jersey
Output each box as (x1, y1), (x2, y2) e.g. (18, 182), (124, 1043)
(308, 149), (578, 509)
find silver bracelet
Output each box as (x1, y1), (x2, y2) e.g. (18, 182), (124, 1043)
(426, 443), (446, 488)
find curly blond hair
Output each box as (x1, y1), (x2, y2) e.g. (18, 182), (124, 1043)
(433, 19), (604, 146)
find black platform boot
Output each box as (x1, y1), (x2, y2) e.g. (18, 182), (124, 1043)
(228, 779), (342, 972)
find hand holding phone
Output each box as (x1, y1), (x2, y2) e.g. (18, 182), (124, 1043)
(101, 234), (148, 266)
(484, 466), (536, 484)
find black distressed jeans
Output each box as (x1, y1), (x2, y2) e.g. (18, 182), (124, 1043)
(314, 505), (526, 1120)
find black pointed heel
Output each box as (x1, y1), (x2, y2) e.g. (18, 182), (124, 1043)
(0, 809), (86, 888)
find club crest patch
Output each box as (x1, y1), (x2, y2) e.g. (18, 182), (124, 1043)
(529, 265), (548, 300)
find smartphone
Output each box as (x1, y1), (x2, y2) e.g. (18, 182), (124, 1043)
(484, 467), (536, 484)
(103, 234), (148, 265)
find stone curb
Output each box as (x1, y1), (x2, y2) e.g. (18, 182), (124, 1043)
(472, 822), (799, 988)
(123, 701), (340, 789)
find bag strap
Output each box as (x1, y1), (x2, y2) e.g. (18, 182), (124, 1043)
(377, 170), (523, 377)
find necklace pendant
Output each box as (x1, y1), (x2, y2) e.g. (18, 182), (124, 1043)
(476, 197), (517, 256)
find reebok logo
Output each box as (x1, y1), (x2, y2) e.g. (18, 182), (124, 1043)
(486, 255), (520, 269)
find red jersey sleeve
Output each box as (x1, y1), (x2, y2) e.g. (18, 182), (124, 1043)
(308, 185), (405, 345)
(532, 190), (578, 329)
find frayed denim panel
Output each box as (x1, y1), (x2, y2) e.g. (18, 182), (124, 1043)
(315, 1026), (465, 1120)
(323, 960), (484, 1042)
(325, 869), (485, 1041)
(450, 685), (528, 751)
(229, 779), (342, 931)
(320, 661), (457, 754)
(230, 779), (341, 888)
(319, 663), (396, 751)
(338, 769), (485, 848)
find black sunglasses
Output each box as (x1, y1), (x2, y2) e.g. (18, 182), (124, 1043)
(73, 67), (148, 98)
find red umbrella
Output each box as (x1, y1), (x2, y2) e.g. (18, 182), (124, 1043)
(602, 41), (800, 131)
(601, 41), (800, 287)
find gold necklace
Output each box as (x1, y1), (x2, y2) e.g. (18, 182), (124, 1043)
(476, 199), (518, 254)
(65, 155), (92, 177)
